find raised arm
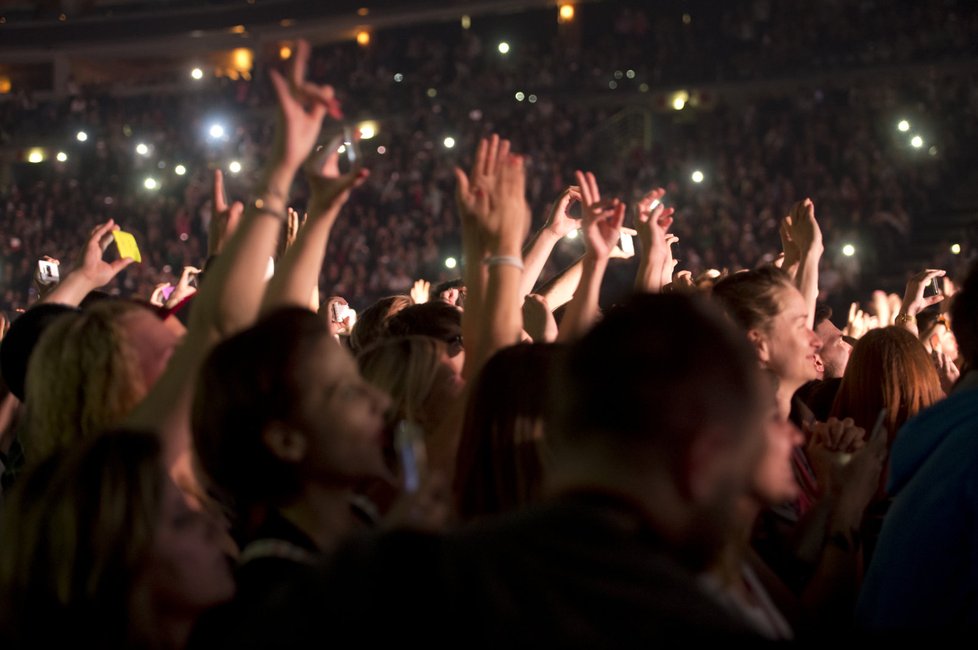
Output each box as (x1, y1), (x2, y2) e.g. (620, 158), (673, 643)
(633, 187), (676, 293)
(518, 186), (581, 297)
(125, 39), (338, 476)
(40, 220), (135, 307)
(261, 145), (369, 314)
(557, 171), (624, 342)
(895, 269), (946, 337)
(785, 198), (823, 330)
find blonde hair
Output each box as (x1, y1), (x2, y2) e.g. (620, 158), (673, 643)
(23, 301), (148, 461)
(357, 335), (444, 431)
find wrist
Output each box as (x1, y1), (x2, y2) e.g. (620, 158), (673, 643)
(540, 226), (564, 242)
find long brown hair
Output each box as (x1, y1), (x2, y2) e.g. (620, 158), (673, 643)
(830, 327), (943, 438)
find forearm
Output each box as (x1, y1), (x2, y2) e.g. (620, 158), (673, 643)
(261, 210), (336, 314)
(539, 256), (583, 309)
(193, 167), (292, 338)
(557, 256), (607, 342)
(795, 246), (822, 330)
(518, 228), (561, 297)
(39, 272), (95, 307)
(472, 262), (523, 373)
(635, 255), (664, 293)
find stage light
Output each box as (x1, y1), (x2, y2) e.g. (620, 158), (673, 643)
(56, 151), (67, 162)
(515, 91), (525, 101)
(135, 143), (149, 156)
(443, 137), (456, 149)
(673, 96), (686, 110)
(558, 4), (575, 22)
(144, 177), (159, 190)
(27, 148), (44, 163)
(498, 42), (510, 54)
(76, 130), (88, 142)
(842, 244), (855, 257)
(445, 256), (458, 269)
(910, 135), (923, 148)
(356, 31), (370, 46)
(461, 15), (471, 29)
(528, 94), (538, 103)
(208, 123), (225, 139)
(426, 88), (437, 98)
(691, 170), (704, 183)
(897, 120), (910, 132)
(394, 73), (404, 82)
(191, 67), (204, 80)
(626, 69), (635, 79)
(951, 243), (962, 255)
(228, 160), (242, 174)
(175, 164), (187, 176)
(377, 146), (387, 155)
(279, 44), (292, 60)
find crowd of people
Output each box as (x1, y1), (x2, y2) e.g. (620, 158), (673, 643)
(1, 2), (978, 646)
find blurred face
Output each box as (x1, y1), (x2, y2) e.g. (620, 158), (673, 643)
(758, 286), (822, 388)
(814, 319), (851, 379)
(750, 403), (804, 504)
(295, 337), (392, 483)
(142, 477), (234, 615)
(423, 349), (466, 418)
(120, 309), (179, 389)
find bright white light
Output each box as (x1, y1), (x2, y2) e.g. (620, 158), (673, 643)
(228, 160), (242, 174)
(691, 170), (704, 183)
(897, 119), (910, 132)
(443, 137), (456, 149)
(528, 94), (538, 103)
(842, 244), (855, 257)
(135, 143), (149, 156)
(394, 73), (404, 82)
(515, 91), (525, 102)
(377, 146), (387, 155)
(359, 123), (377, 140)
(566, 230), (579, 240)
(911, 135), (924, 148)
(497, 42), (510, 54)
(76, 130), (88, 142)
(208, 123), (225, 139)
(673, 96), (686, 110)
(27, 149), (44, 163)
(143, 177), (158, 190)
(175, 164), (187, 176)
(56, 151), (68, 162)
(337, 145), (347, 154)
(445, 257), (458, 269)
(951, 243), (962, 255)
(626, 69), (635, 79)
(426, 88), (437, 98)
(191, 67), (204, 80)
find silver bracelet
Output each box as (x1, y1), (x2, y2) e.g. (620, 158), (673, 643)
(483, 255), (524, 271)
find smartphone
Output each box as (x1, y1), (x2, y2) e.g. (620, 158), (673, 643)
(924, 277), (942, 298)
(393, 421), (428, 494)
(618, 232), (635, 257)
(331, 302), (352, 323)
(37, 259), (59, 285)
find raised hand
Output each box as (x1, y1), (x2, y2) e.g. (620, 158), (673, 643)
(165, 266), (201, 309)
(576, 170), (625, 262)
(786, 198), (823, 253)
(522, 293), (558, 342)
(267, 39), (341, 174)
(410, 279), (430, 305)
(779, 216), (800, 275)
(79, 219), (137, 286)
(208, 169), (243, 256)
(453, 134), (515, 247)
(305, 142), (370, 220)
(899, 269), (946, 319)
(542, 186), (582, 238)
(808, 417), (866, 455)
(931, 346), (960, 394)
(634, 186), (676, 292)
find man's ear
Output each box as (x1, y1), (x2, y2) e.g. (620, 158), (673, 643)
(747, 328), (770, 365)
(261, 423), (307, 463)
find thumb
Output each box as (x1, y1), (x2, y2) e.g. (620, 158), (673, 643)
(111, 257), (137, 273)
(453, 167), (470, 195)
(226, 201), (244, 232)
